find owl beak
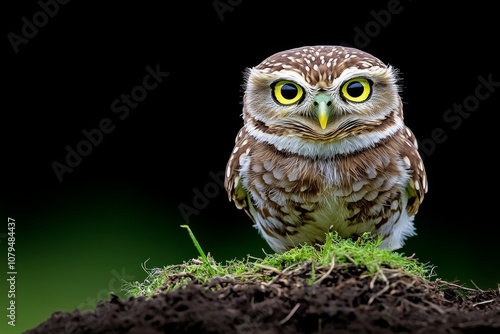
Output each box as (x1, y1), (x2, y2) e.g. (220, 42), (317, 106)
(314, 94), (333, 130)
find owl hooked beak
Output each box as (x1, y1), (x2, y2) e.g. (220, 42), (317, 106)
(314, 93), (333, 129)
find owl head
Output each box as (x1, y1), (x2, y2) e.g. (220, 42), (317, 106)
(241, 45), (405, 156)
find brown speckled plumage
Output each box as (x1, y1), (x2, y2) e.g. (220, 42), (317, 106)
(225, 45), (427, 253)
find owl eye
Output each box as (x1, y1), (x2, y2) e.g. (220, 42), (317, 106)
(271, 80), (304, 105)
(341, 78), (372, 102)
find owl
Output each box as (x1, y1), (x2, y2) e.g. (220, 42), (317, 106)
(224, 45), (427, 253)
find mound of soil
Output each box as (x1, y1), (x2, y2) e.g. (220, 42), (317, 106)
(26, 262), (500, 334)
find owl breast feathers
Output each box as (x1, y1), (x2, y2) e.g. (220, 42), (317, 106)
(224, 45), (427, 253)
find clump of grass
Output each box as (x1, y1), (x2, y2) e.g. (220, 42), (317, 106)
(123, 226), (432, 298)
(260, 232), (429, 277)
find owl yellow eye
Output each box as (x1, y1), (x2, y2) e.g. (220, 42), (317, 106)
(341, 78), (372, 102)
(272, 81), (304, 105)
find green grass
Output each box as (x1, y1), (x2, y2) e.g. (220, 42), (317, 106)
(123, 226), (432, 298)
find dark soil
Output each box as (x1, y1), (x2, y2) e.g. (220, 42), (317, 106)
(26, 262), (500, 334)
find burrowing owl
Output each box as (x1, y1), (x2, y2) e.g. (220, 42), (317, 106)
(224, 45), (427, 253)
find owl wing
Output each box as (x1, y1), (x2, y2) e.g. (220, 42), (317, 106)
(402, 126), (428, 216)
(224, 127), (252, 212)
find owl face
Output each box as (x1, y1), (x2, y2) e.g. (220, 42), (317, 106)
(243, 46), (403, 152)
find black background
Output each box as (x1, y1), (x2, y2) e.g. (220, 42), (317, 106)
(3, 1), (500, 332)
